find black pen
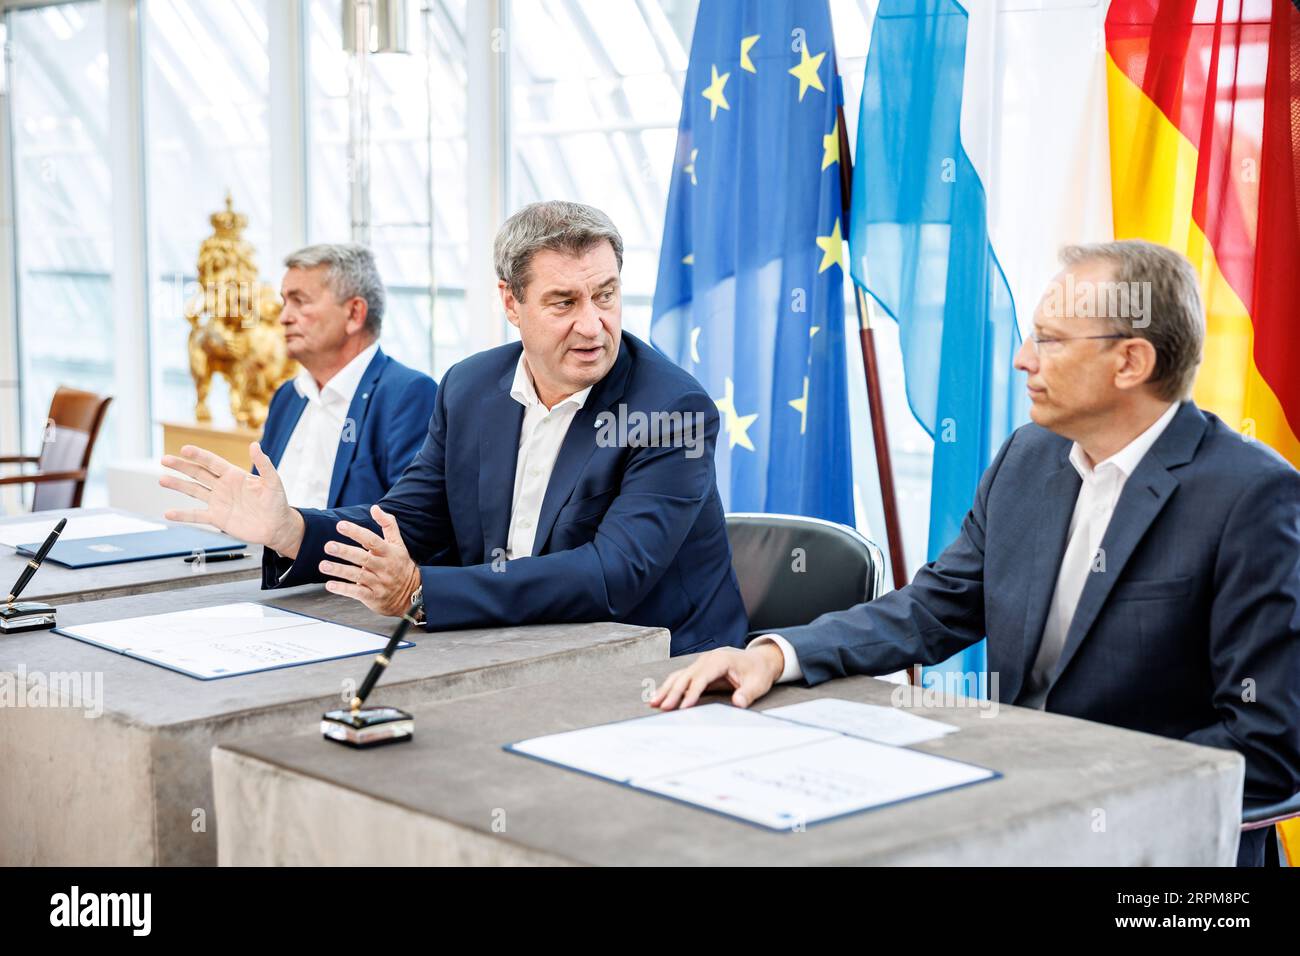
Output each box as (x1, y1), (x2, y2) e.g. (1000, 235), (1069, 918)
(183, 551), (249, 564)
(351, 595), (424, 712)
(6, 517), (67, 605)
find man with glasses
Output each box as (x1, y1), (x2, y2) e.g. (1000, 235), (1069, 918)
(652, 240), (1300, 866)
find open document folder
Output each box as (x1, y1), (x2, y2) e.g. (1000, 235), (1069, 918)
(506, 703), (997, 831)
(55, 603), (413, 680)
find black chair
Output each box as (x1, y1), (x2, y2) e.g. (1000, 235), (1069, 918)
(725, 512), (885, 635)
(1242, 793), (1300, 866)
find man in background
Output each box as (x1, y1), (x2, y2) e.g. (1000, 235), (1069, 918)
(258, 243), (437, 509)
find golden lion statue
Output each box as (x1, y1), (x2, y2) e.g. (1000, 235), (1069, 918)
(185, 194), (296, 428)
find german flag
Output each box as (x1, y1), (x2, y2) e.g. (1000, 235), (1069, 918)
(1106, 0), (1300, 865)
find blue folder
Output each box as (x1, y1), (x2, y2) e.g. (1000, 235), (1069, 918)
(18, 526), (247, 569)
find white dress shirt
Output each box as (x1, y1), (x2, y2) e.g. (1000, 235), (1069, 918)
(505, 355), (593, 560)
(278, 341), (379, 510)
(756, 402), (1180, 690)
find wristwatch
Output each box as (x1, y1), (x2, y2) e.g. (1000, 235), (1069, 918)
(409, 585), (425, 624)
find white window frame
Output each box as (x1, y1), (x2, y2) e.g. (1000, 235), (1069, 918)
(2, 0), (514, 478)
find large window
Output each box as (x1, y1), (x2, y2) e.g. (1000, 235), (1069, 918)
(308, 0), (469, 379)
(509, 0), (694, 340)
(144, 0), (273, 435)
(0, 0), (933, 574)
(7, 0), (115, 506)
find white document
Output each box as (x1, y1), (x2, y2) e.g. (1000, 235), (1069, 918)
(763, 698), (959, 747)
(59, 603), (398, 679)
(509, 703), (996, 830)
(0, 513), (165, 548)
(639, 735), (994, 830)
(510, 704), (836, 782)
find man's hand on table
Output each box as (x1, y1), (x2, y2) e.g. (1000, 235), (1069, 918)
(160, 442), (305, 558)
(650, 643), (786, 711)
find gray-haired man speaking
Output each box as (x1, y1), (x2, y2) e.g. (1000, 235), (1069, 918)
(160, 202), (748, 656)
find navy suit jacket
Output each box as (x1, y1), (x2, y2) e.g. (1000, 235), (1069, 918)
(264, 333), (749, 655)
(258, 347), (438, 509)
(777, 401), (1300, 804)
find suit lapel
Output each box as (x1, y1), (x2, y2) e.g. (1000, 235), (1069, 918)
(327, 349), (387, 507)
(1016, 453), (1080, 699)
(480, 364), (525, 560)
(1045, 461), (1178, 687)
(530, 340), (633, 556)
(262, 392), (307, 467)
(1043, 401), (1206, 693)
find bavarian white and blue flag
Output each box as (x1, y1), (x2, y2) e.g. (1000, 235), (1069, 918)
(651, 0), (854, 526)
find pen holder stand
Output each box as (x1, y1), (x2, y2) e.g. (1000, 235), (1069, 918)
(0, 601), (57, 634)
(321, 706), (414, 748)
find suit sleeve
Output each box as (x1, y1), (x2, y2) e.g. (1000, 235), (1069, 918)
(1184, 466), (1300, 805)
(383, 374), (439, 489)
(262, 366), (454, 587)
(409, 389), (721, 629)
(776, 430), (1017, 686)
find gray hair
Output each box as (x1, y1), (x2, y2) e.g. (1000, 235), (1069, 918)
(284, 243), (385, 337)
(494, 200), (624, 300)
(1059, 239), (1204, 401)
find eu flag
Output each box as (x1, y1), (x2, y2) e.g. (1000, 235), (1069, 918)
(651, 0), (853, 527)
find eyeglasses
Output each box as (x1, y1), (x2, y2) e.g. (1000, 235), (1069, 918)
(1026, 332), (1131, 354)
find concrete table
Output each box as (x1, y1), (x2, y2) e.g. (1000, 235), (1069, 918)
(0, 507), (260, 605)
(214, 659), (1245, 866)
(0, 578), (669, 865)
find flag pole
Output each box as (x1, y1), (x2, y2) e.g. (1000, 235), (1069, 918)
(836, 103), (909, 593)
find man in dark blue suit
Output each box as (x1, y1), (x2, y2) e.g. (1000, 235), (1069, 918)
(259, 244), (437, 509)
(160, 201), (747, 656)
(654, 240), (1300, 865)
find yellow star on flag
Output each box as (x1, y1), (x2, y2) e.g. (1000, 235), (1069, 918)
(788, 376), (810, 434)
(682, 253), (694, 265)
(714, 377), (758, 451)
(816, 218), (844, 274)
(788, 43), (826, 101)
(821, 118), (839, 171)
(702, 65), (731, 120)
(685, 148), (698, 186)
(740, 35), (760, 73)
